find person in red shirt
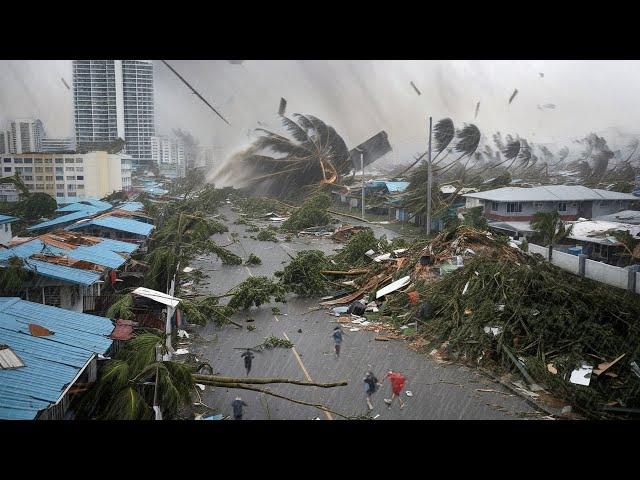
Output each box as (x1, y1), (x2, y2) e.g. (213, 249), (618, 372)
(382, 370), (406, 409)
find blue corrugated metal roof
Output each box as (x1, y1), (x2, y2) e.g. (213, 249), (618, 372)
(21, 258), (102, 286)
(118, 202), (144, 212)
(0, 215), (19, 225)
(56, 204), (104, 214)
(0, 297), (113, 420)
(27, 210), (97, 231)
(0, 237), (138, 270)
(67, 216), (154, 237)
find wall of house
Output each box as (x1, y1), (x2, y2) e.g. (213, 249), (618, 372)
(485, 200), (580, 221)
(592, 200), (635, 217)
(0, 222), (12, 245)
(59, 285), (84, 312)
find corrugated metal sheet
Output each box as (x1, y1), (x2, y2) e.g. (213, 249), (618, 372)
(594, 210), (640, 224)
(27, 210), (97, 231)
(22, 258), (101, 286)
(0, 345), (25, 369)
(0, 237), (138, 270)
(56, 204), (103, 214)
(67, 216), (154, 237)
(0, 215), (19, 225)
(464, 185), (639, 202)
(0, 297), (113, 420)
(118, 202), (144, 212)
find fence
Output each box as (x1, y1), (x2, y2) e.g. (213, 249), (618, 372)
(526, 242), (640, 293)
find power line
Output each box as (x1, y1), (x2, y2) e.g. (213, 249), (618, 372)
(160, 60), (231, 126)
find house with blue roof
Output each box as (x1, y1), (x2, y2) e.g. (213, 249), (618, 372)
(0, 214), (20, 246)
(0, 297), (115, 420)
(66, 215), (154, 243)
(0, 231), (139, 312)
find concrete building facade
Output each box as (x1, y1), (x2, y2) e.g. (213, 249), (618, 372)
(41, 138), (75, 152)
(6, 119), (44, 154)
(1, 151), (130, 201)
(73, 60), (155, 165)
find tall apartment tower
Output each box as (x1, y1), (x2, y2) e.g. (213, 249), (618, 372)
(0, 131), (9, 154)
(7, 119), (44, 153)
(72, 60), (155, 165)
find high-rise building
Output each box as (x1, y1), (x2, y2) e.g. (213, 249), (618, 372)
(41, 138), (75, 152)
(150, 135), (185, 165)
(7, 119), (44, 154)
(72, 60), (155, 165)
(0, 131), (9, 154)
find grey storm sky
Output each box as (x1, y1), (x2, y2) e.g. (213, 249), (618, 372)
(1, 60), (640, 162)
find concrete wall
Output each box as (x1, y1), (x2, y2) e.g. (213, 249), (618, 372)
(551, 249), (581, 275)
(584, 258), (629, 290)
(528, 242), (549, 259)
(636, 272), (640, 295)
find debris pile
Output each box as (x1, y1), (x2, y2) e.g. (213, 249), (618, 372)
(305, 224), (640, 418)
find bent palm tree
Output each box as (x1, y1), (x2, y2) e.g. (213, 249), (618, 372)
(531, 211), (573, 261)
(225, 114), (350, 198)
(435, 124), (481, 175)
(398, 118), (455, 176)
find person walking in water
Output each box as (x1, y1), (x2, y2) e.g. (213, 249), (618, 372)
(332, 325), (344, 357)
(232, 396), (248, 420)
(241, 349), (255, 376)
(363, 371), (380, 410)
(382, 370), (406, 410)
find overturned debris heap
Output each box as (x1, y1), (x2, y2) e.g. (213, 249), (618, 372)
(285, 225), (640, 419)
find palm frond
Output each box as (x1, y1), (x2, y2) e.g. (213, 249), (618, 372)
(106, 294), (134, 320)
(434, 118), (455, 157)
(102, 386), (152, 420)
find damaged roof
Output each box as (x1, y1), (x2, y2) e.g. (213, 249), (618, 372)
(66, 216), (154, 237)
(464, 185), (639, 202)
(0, 214), (19, 225)
(117, 202), (144, 212)
(0, 297), (113, 420)
(27, 210), (99, 232)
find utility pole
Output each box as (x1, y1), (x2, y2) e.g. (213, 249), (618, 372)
(426, 116), (433, 235)
(359, 148), (365, 221)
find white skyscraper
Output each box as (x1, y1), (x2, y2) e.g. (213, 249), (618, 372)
(6, 119), (44, 153)
(0, 130), (9, 154)
(72, 60), (155, 165)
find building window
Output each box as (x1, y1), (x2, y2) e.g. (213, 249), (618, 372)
(558, 202), (567, 212)
(67, 185), (76, 191)
(23, 167), (32, 173)
(56, 192), (64, 197)
(506, 203), (522, 213)
(66, 166), (74, 172)
(36, 176), (43, 181)
(65, 158), (74, 163)
(55, 167), (63, 173)
(75, 158), (83, 163)
(44, 158), (52, 164)
(55, 158), (63, 164)
(56, 184), (64, 189)
(76, 167), (83, 172)
(56, 176), (63, 181)
(46, 176), (53, 181)
(3, 167), (11, 172)
(14, 158), (23, 164)
(68, 192), (77, 197)
(491, 201), (499, 212)
(3, 158), (11, 163)
(77, 184), (84, 189)
(534, 202), (544, 208)
(35, 167), (43, 173)
(34, 158), (43, 164)
(23, 158), (32, 163)
(76, 175), (84, 180)
(67, 176), (75, 181)
(23, 176), (33, 181)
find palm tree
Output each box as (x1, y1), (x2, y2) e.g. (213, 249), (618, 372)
(0, 256), (31, 295)
(531, 211), (574, 261)
(398, 118), (455, 175)
(435, 124), (481, 175)
(226, 114), (350, 198)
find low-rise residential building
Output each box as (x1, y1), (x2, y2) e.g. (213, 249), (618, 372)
(0, 297), (115, 420)
(0, 215), (19, 245)
(0, 183), (22, 202)
(66, 214), (154, 244)
(0, 230), (139, 312)
(464, 185), (638, 222)
(1, 151), (131, 201)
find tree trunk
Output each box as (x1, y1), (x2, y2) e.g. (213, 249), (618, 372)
(548, 243), (553, 261)
(192, 374), (347, 388)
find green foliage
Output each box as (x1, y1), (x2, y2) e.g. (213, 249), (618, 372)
(144, 246), (178, 292)
(519, 237), (529, 252)
(461, 206), (488, 230)
(245, 253), (262, 265)
(102, 190), (128, 203)
(276, 250), (332, 296)
(20, 192), (57, 219)
(531, 210), (573, 247)
(281, 194), (331, 232)
(271, 306), (281, 315)
(333, 229), (378, 268)
(0, 256), (31, 295)
(236, 196), (284, 219)
(204, 241), (243, 265)
(228, 276), (286, 310)
(256, 229), (278, 242)
(106, 294), (134, 320)
(179, 296), (235, 326)
(255, 335), (294, 350)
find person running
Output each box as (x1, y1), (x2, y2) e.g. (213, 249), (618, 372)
(232, 396), (248, 420)
(332, 325), (344, 357)
(241, 349), (255, 376)
(382, 370), (406, 409)
(363, 371), (380, 410)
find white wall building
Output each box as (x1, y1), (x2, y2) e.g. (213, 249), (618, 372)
(0, 130), (9, 154)
(0, 215), (19, 246)
(1, 151), (129, 201)
(7, 119), (44, 154)
(73, 60), (155, 165)
(150, 135), (185, 165)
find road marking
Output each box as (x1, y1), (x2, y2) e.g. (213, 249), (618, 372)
(283, 331), (333, 420)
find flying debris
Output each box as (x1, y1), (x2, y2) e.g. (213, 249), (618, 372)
(409, 81), (422, 96)
(474, 101), (480, 119)
(161, 60), (230, 125)
(539, 72), (544, 78)
(349, 131), (393, 170)
(228, 60), (244, 64)
(278, 97), (287, 116)
(508, 89), (519, 104)
(537, 103), (557, 111)
(60, 77), (71, 90)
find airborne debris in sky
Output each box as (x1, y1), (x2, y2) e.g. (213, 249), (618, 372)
(410, 81), (422, 96)
(508, 89), (519, 104)
(474, 101), (480, 119)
